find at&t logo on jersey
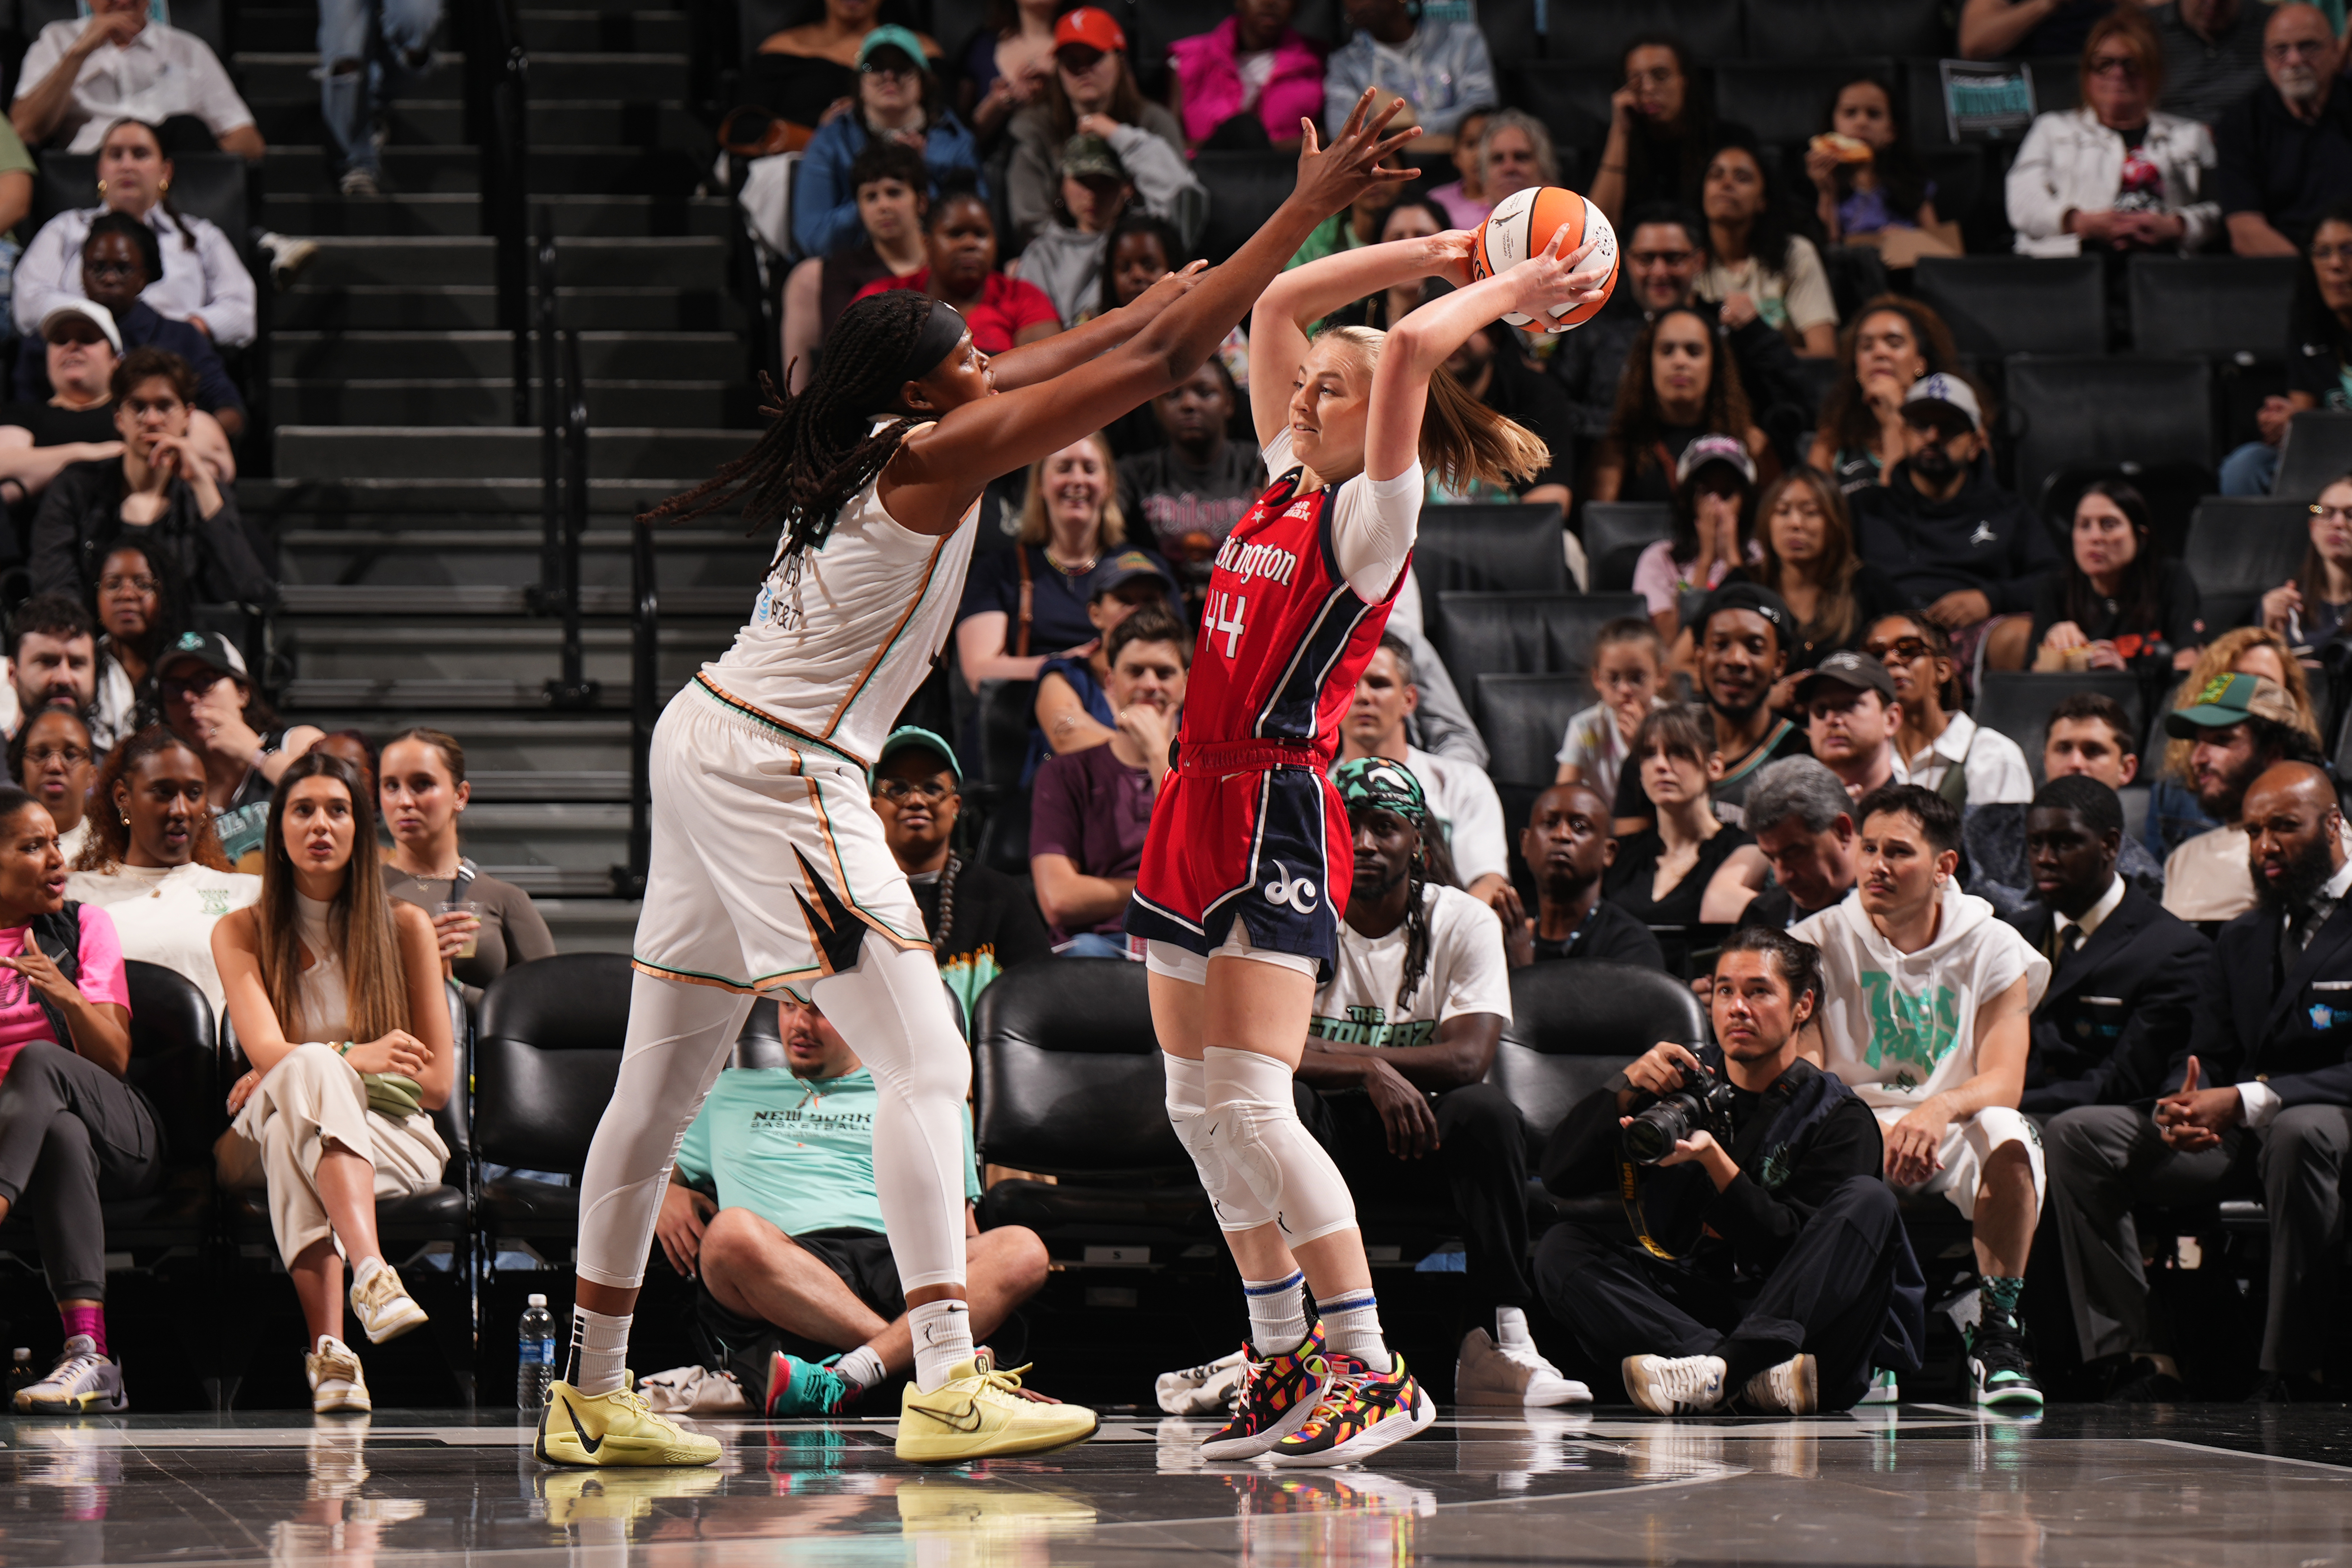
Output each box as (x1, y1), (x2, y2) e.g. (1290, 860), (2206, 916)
(1263, 861), (1319, 914)
(1213, 537), (1301, 588)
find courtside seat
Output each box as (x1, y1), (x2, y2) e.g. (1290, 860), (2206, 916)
(475, 954), (635, 1251)
(973, 958), (1213, 1252)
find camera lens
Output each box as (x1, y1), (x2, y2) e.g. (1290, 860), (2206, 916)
(1623, 1097), (1692, 1164)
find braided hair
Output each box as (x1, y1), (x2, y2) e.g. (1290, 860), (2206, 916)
(931, 852), (961, 955)
(1392, 822), (1460, 1016)
(639, 290), (943, 567)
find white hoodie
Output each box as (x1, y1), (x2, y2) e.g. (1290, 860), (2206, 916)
(1793, 884), (2050, 1112)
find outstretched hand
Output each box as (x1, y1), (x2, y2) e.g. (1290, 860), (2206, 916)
(1126, 260), (1209, 323)
(1289, 90), (1419, 220)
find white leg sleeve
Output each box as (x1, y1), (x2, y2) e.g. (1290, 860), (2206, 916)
(1204, 1046), (1358, 1247)
(1164, 1050), (1275, 1233)
(810, 940), (973, 1293)
(577, 971), (754, 1290)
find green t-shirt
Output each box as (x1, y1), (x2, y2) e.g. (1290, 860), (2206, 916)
(673, 1066), (981, 1237)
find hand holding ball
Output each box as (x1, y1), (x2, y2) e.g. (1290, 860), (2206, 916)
(1471, 186), (1619, 332)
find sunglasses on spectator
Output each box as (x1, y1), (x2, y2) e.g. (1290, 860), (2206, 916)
(1863, 636), (1932, 663)
(861, 58), (918, 78)
(2088, 53), (2143, 78)
(160, 671), (227, 698)
(874, 778), (954, 803)
(22, 744), (90, 767)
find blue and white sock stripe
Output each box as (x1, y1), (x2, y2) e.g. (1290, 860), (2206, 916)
(1245, 1271), (1306, 1298)
(1315, 1289), (1377, 1314)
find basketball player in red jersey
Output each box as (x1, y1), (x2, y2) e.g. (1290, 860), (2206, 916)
(1126, 226), (1612, 1466)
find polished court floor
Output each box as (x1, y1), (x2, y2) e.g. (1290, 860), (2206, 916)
(1, 1402), (2346, 1568)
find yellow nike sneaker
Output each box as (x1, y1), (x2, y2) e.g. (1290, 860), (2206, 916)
(895, 1353), (1099, 1464)
(539, 1465), (722, 1524)
(536, 1375), (723, 1468)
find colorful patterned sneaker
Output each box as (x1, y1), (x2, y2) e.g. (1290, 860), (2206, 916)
(894, 1352), (1099, 1464)
(1968, 1318), (2045, 1411)
(766, 1351), (859, 1417)
(537, 1375), (723, 1467)
(1740, 1354), (1818, 1416)
(15, 1336), (128, 1414)
(1198, 1324), (1332, 1461)
(305, 1335), (372, 1414)
(1856, 1368), (1900, 1406)
(347, 1263), (428, 1344)
(1620, 1353), (1727, 1416)
(1266, 1351), (1435, 1468)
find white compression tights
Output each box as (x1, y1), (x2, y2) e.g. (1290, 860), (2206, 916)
(575, 942), (973, 1294)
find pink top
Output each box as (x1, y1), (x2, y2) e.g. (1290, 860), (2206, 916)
(1169, 18), (1326, 148)
(1426, 181), (1491, 229)
(0, 905), (128, 1083)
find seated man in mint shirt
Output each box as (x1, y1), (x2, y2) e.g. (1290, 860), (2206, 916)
(655, 992), (1048, 1416)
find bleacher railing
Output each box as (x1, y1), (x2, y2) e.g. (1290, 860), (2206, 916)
(457, 0), (531, 427)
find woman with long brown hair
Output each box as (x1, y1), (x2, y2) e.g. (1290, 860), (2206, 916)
(1590, 304), (1771, 504)
(1748, 467), (1908, 675)
(1806, 296), (1966, 492)
(212, 751), (451, 1417)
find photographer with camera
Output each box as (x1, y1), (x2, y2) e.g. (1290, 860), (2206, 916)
(1533, 928), (1924, 1416)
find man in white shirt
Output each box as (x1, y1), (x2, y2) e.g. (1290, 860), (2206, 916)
(1799, 651), (1901, 800)
(2049, 761), (2352, 1402)
(1297, 759), (1585, 1408)
(1334, 633), (1509, 903)
(2158, 671), (2334, 920)
(12, 0), (262, 157)
(1794, 783), (2050, 1410)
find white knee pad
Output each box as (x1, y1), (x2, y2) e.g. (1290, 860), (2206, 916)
(1164, 1052), (1275, 1233)
(1203, 1046), (1357, 1246)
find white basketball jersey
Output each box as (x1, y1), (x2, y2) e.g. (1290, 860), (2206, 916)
(704, 427), (977, 765)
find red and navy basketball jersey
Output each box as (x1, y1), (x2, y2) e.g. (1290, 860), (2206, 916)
(1183, 468), (1406, 756)
(1125, 464), (1411, 971)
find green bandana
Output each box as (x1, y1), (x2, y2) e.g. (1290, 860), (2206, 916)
(1333, 756), (1428, 827)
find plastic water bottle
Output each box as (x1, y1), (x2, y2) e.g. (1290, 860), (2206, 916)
(6, 1347), (31, 1402)
(517, 1296), (556, 1410)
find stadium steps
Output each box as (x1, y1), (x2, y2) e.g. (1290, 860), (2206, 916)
(238, 0), (751, 947)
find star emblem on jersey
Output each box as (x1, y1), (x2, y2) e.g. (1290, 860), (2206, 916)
(1263, 862), (1319, 914)
(790, 848), (871, 975)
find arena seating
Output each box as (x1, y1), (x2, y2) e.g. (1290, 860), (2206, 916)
(1413, 502), (1570, 596)
(1473, 671), (1590, 788)
(2182, 497), (2311, 634)
(1741, 0), (1945, 58)
(2126, 256), (2302, 363)
(473, 954), (636, 1263)
(2004, 356), (2216, 506)
(1914, 257), (2107, 361)
(1974, 671), (2151, 775)
(1433, 590), (1647, 683)
(2275, 411), (2352, 498)
(1582, 502), (1673, 592)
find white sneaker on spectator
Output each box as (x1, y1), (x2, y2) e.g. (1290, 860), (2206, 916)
(258, 232), (319, 287)
(1455, 1328), (1591, 1406)
(1155, 1348), (1247, 1415)
(1740, 1354), (1817, 1415)
(338, 167), (381, 198)
(1621, 1353), (1726, 1416)
(306, 1336), (371, 1414)
(1857, 1368), (1900, 1405)
(348, 1262), (427, 1343)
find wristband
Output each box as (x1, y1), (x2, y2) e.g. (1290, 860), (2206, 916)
(336, 1040), (352, 1056)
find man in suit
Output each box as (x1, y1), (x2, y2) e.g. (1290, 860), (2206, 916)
(2003, 776), (2208, 1116)
(2047, 761), (2352, 1402)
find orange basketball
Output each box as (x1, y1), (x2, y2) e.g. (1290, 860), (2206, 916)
(1470, 185), (1620, 332)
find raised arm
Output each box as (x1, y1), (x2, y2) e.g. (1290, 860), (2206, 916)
(988, 261), (1207, 392)
(884, 92), (1419, 531)
(1367, 226), (1612, 483)
(1248, 231), (1478, 448)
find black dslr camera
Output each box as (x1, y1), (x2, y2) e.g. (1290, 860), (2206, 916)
(1622, 1058), (1739, 1165)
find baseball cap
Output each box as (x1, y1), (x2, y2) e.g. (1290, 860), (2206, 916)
(1060, 132), (1126, 182)
(870, 725), (962, 786)
(1334, 756), (1429, 828)
(40, 299), (120, 354)
(1902, 373), (1983, 435)
(1692, 580), (1792, 649)
(2162, 672), (2303, 739)
(1054, 6), (1126, 54)
(1794, 648), (1896, 706)
(1088, 549), (1173, 601)
(856, 24), (929, 70)
(1674, 432), (1757, 486)
(155, 627), (249, 682)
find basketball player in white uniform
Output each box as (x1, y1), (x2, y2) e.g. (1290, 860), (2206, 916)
(534, 95), (1422, 1468)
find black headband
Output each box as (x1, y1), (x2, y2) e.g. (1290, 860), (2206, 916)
(897, 300), (968, 383)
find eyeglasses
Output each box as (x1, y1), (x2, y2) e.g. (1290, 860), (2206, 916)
(2088, 54), (2144, 78)
(2313, 243), (2352, 265)
(2267, 38), (2332, 59)
(98, 573), (157, 595)
(874, 778), (953, 803)
(1863, 636), (1931, 662)
(2310, 503), (2352, 523)
(22, 745), (88, 767)
(160, 671), (225, 698)
(860, 60), (917, 78)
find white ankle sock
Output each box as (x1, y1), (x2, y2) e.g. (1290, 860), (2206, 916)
(1244, 1271), (1308, 1355)
(351, 1256), (385, 1290)
(1496, 1305), (1533, 1348)
(568, 1306), (632, 1396)
(1316, 1289), (1391, 1374)
(836, 1345), (888, 1392)
(910, 1299), (974, 1391)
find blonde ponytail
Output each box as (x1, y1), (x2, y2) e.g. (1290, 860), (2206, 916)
(1314, 325), (1551, 494)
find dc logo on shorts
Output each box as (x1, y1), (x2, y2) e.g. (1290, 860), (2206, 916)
(1263, 861), (1319, 914)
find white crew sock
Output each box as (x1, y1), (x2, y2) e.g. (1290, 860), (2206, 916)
(1496, 1305), (1534, 1348)
(568, 1305), (632, 1396)
(1244, 1270), (1308, 1355)
(836, 1345), (888, 1392)
(910, 1299), (975, 1391)
(1316, 1289), (1391, 1374)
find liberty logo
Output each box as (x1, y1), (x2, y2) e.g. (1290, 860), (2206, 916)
(1263, 861), (1319, 914)
(1856, 973), (1961, 1089)
(1968, 522), (1997, 547)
